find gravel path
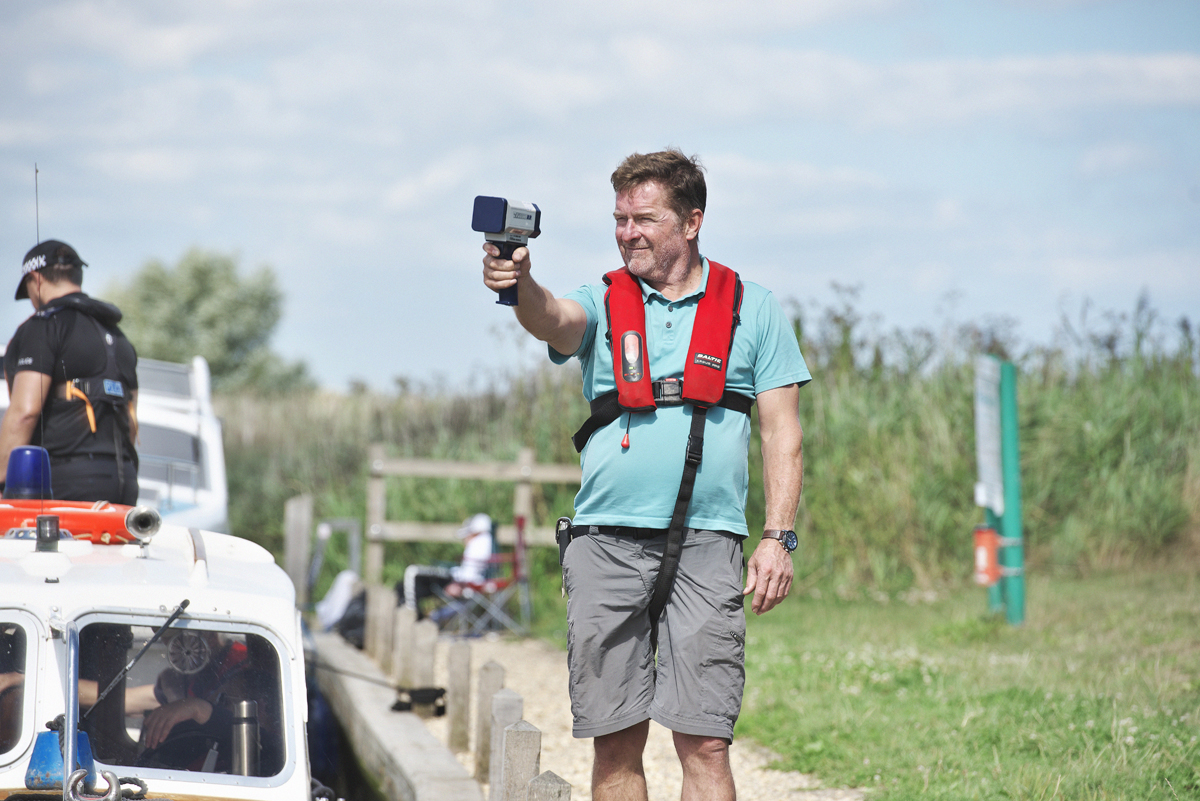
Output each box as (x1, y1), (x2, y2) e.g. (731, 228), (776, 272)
(425, 634), (864, 801)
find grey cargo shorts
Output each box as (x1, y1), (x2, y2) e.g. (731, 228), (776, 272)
(562, 527), (746, 741)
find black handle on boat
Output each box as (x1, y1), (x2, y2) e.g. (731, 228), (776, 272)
(82, 599), (190, 721)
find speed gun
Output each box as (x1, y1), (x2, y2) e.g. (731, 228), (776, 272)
(472, 196), (541, 306)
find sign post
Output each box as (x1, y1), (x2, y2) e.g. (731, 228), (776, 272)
(973, 356), (1025, 625)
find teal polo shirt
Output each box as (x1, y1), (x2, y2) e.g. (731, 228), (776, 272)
(550, 258), (811, 537)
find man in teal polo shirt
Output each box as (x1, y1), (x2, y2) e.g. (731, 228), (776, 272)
(482, 149), (809, 801)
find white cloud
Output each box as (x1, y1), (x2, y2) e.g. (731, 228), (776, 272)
(88, 147), (200, 182)
(34, 1), (229, 70)
(1078, 142), (1155, 175)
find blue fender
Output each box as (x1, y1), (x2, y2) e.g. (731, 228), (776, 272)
(25, 729), (96, 791)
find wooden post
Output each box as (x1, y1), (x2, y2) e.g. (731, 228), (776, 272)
(366, 444), (387, 586)
(447, 640), (471, 753)
(514, 448), (534, 522)
(283, 494), (313, 606)
(377, 590), (396, 677)
(498, 721), (540, 801)
(365, 584), (391, 663)
(487, 689), (522, 801)
(391, 605), (417, 687)
(474, 661), (505, 783)
(412, 620), (439, 717)
(527, 770), (571, 801)
(363, 583), (379, 659)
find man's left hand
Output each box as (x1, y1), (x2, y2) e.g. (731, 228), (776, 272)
(141, 697), (213, 749)
(743, 538), (794, 615)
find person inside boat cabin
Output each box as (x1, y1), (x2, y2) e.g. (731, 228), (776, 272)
(0, 239), (140, 504)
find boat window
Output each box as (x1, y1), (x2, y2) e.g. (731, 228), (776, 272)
(0, 622), (26, 756)
(136, 424), (208, 491)
(78, 623), (284, 778)
(137, 360), (193, 398)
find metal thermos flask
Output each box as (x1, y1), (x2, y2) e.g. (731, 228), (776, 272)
(230, 699), (260, 776)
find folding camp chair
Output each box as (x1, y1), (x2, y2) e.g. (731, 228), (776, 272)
(433, 516), (531, 636)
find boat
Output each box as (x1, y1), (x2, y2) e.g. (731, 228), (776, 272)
(0, 355), (229, 534)
(129, 357), (228, 534)
(0, 464), (319, 800)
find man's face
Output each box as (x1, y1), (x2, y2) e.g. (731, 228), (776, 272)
(613, 182), (697, 284)
(24, 273), (43, 310)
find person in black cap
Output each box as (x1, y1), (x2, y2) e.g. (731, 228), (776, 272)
(0, 240), (140, 503)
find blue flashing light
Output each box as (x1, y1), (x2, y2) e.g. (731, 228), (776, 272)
(4, 446), (52, 500)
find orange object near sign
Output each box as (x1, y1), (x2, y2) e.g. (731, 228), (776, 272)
(974, 526), (1000, 586)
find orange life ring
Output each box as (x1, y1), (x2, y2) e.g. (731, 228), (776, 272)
(0, 499), (139, 544)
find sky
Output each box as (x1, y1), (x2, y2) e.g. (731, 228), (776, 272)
(1, 0), (1197, 391)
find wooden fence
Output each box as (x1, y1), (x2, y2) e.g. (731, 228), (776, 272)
(364, 444), (581, 585)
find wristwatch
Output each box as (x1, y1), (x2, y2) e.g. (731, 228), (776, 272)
(762, 529), (798, 553)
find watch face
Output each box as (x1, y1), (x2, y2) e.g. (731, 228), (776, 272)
(784, 531), (798, 552)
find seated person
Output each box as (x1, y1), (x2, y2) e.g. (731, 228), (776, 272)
(79, 627), (268, 773)
(395, 513), (494, 618)
(138, 630), (251, 757)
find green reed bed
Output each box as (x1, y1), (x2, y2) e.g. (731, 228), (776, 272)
(217, 297), (1198, 598)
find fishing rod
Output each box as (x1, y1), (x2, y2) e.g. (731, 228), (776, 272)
(82, 599), (191, 721)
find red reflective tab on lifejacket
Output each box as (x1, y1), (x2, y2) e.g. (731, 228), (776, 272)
(604, 269), (656, 411)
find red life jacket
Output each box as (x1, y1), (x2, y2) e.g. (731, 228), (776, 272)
(571, 260), (752, 452)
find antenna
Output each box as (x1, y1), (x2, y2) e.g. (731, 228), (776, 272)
(34, 163), (40, 242)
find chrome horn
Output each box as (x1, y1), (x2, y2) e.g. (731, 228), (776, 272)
(124, 505), (162, 543)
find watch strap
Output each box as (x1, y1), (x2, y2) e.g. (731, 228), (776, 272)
(762, 529), (795, 552)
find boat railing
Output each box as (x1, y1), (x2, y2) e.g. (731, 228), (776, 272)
(64, 620), (80, 792)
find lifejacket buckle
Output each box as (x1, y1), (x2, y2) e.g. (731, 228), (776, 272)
(652, 378), (684, 406)
(685, 434), (703, 466)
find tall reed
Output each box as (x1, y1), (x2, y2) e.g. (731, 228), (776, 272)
(217, 295), (1199, 595)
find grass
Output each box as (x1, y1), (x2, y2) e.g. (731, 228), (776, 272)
(737, 566), (1200, 800)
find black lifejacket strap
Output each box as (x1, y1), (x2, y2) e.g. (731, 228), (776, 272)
(648, 405), (709, 653)
(571, 388), (753, 453)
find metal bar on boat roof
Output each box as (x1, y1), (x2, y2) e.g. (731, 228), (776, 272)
(64, 621), (80, 795)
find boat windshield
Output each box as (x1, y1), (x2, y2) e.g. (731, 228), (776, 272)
(78, 622), (285, 777)
(0, 622), (25, 756)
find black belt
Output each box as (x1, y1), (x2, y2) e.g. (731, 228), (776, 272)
(50, 453), (133, 465)
(587, 525), (668, 540)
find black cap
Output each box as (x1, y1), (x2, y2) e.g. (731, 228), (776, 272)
(17, 240), (87, 301)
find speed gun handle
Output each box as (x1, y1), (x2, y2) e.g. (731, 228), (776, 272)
(472, 195), (541, 307)
(492, 241), (521, 307)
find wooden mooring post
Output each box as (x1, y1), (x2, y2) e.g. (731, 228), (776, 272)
(474, 660), (505, 783)
(448, 640), (471, 753)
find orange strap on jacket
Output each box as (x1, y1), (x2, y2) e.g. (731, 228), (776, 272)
(64, 381), (97, 434)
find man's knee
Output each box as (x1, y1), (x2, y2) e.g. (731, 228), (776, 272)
(594, 719), (650, 766)
(673, 731), (730, 765)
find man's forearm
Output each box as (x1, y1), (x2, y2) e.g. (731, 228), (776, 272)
(511, 273), (585, 356)
(0, 411), (39, 483)
(761, 424), (803, 530)
(757, 385), (804, 531)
